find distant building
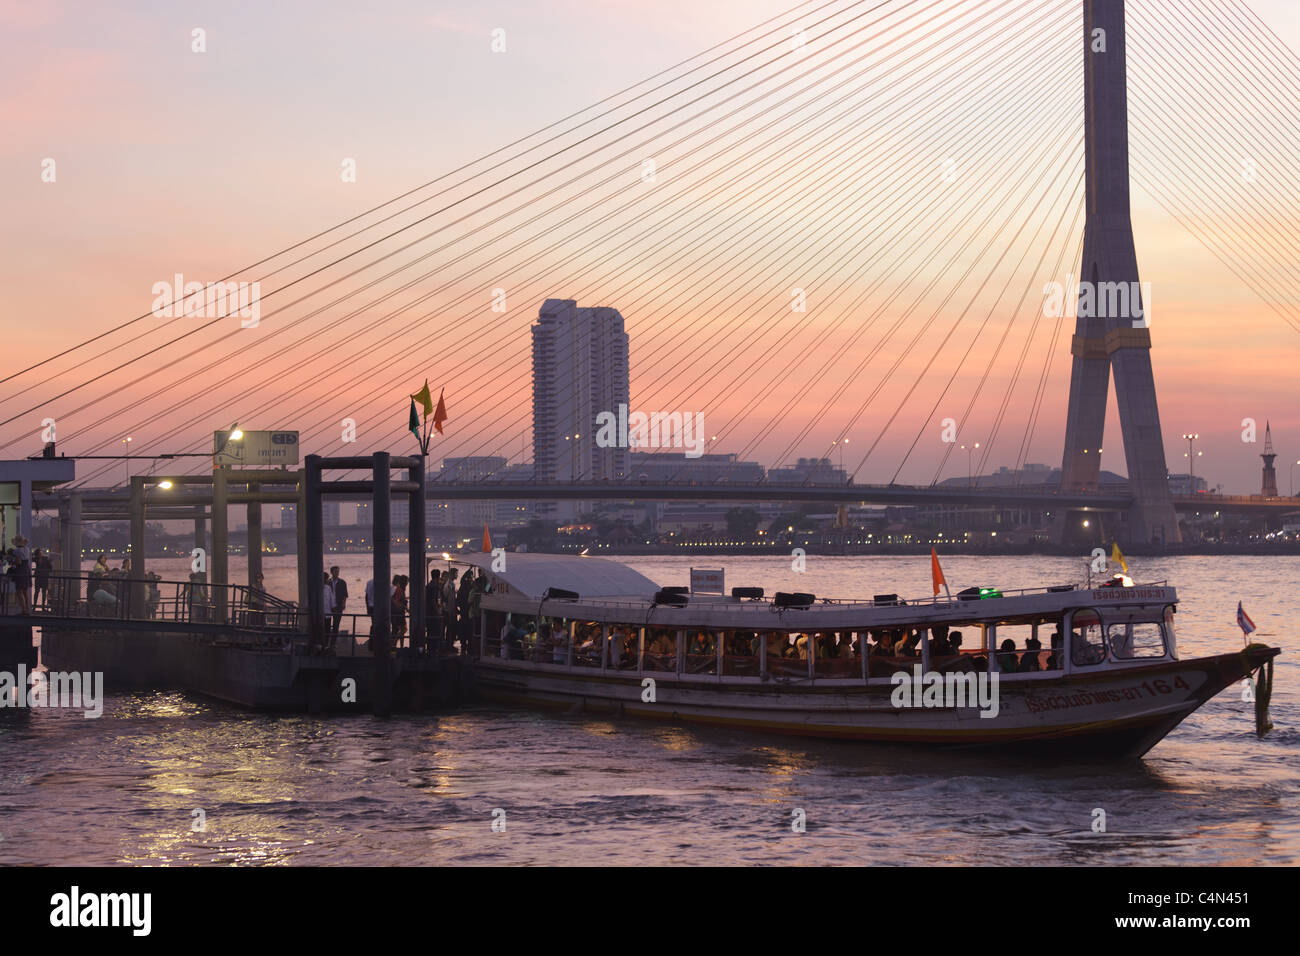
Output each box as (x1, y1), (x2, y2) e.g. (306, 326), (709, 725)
(531, 298), (630, 484)
(1166, 473), (1209, 495)
(630, 452), (765, 484)
(767, 458), (847, 485)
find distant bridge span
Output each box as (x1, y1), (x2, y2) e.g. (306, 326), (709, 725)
(422, 481), (1300, 516)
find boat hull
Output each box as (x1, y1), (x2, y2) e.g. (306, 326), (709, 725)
(472, 646), (1278, 759)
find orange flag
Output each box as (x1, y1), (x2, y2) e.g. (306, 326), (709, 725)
(482, 524), (492, 553)
(931, 547), (948, 597)
(432, 388), (448, 435)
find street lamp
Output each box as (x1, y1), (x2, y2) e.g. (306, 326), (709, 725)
(120, 436), (133, 486)
(564, 433), (581, 482)
(213, 423), (245, 462)
(1182, 433), (1201, 488)
(1291, 460), (1300, 497)
(960, 442), (980, 487)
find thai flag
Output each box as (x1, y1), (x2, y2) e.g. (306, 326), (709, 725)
(1237, 601), (1256, 636)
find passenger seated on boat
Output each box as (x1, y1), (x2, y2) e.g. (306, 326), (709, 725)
(896, 628), (921, 658)
(1045, 631), (1062, 670)
(576, 626), (603, 664)
(928, 623), (952, 657)
(1016, 645), (1041, 672)
(997, 639), (1019, 673)
(608, 629), (625, 668)
(688, 631), (711, 657)
(551, 628), (568, 664)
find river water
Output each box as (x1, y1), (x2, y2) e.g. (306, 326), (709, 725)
(0, 554), (1294, 865)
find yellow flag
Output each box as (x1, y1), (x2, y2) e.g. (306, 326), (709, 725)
(412, 380), (433, 419)
(1111, 541), (1129, 574)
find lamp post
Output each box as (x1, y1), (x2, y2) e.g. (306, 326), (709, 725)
(564, 433), (581, 482)
(833, 438), (850, 483)
(120, 436), (132, 486)
(1291, 460), (1300, 497)
(1182, 433), (1201, 489)
(960, 442), (980, 488)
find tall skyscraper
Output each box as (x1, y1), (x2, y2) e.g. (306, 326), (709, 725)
(531, 298), (630, 483)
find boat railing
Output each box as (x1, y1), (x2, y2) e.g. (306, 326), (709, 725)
(532, 580), (1171, 613)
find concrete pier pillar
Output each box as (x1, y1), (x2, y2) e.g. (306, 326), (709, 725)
(407, 456), (426, 652)
(129, 477), (147, 613)
(304, 456), (325, 649)
(246, 482), (262, 591)
(372, 452), (392, 717)
(212, 467), (228, 623)
(295, 470), (309, 611)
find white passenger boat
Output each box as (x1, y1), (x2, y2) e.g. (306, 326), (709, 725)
(457, 553), (1278, 759)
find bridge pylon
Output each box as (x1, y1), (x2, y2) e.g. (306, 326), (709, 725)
(1057, 0), (1181, 548)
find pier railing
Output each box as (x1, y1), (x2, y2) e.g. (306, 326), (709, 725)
(1, 571), (300, 631)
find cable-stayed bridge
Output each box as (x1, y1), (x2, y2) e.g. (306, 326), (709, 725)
(6, 0), (1300, 549)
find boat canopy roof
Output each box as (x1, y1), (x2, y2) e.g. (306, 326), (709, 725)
(455, 552), (660, 601)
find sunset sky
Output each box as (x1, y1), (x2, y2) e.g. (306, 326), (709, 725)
(2, 0), (1298, 494)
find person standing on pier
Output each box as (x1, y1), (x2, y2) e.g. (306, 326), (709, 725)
(455, 571), (473, 653)
(328, 566), (348, 636)
(426, 569), (443, 652)
(321, 571), (337, 653)
(11, 534), (32, 614)
(33, 548), (52, 609)
(442, 568), (459, 644)
(391, 575), (408, 649)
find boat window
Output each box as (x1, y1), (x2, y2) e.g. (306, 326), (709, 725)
(685, 629), (718, 675)
(990, 622), (1060, 674)
(1070, 609), (1106, 666)
(643, 627), (678, 673)
(1106, 619), (1167, 660)
(607, 626), (638, 671)
(1163, 605), (1176, 647)
(484, 610), (508, 659)
(573, 621), (603, 668)
(922, 623), (994, 673)
(814, 632), (861, 677)
(865, 628), (920, 678)
(722, 631), (759, 677)
(766, 632), (808, 677)
(492, 612), (534, 662)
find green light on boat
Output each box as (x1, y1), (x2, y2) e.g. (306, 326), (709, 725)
(978, 587), (1002, 599)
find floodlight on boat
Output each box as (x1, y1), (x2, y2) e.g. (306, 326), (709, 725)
(732, 587), (764, 600)
(773, 591), (815, 609)
(978, 587), (1003, 599)
(543, 587), (580, 602)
